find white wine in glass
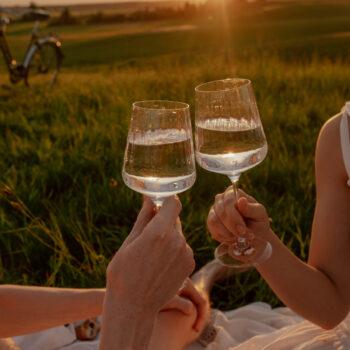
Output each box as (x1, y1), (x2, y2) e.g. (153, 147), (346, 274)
(123, 100), (196, 208)
(195, 78), (272, 268)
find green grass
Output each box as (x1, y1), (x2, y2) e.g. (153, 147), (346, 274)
(1, 1), (350, 310)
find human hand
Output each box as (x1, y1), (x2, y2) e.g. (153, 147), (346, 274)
(207, 186), (271, 260)
(161, 278), (208, 332)
(179, 278), (209, 332)
(105, 196), (195, 317)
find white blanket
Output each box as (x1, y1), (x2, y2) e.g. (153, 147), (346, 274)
(11, 303), (350, 350)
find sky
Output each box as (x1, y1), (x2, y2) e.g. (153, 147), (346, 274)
(1, 0), (150, 6)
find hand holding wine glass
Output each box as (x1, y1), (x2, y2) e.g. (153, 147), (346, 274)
(195, 78), (272, 268)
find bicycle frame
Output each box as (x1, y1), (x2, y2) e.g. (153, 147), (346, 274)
(0, 18), (14, 72)
(0, 13), (62, 86)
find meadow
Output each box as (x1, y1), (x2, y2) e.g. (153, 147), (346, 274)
(1, 0), (350, 310)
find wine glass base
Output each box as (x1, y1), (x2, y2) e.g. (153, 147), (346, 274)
(214, 241), (272, 269)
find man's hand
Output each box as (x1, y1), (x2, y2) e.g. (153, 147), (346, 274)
(106, 196), (195, 316)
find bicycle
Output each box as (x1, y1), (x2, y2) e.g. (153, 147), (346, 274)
(0, 8), (63, 90)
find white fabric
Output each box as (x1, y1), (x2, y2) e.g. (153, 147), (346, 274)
(185, 302), (350, 350)
(340, 101), (350, 186)
(11, 304), (350, 350)
(13, 325), (76, 350)
(12, 318), (102, 350)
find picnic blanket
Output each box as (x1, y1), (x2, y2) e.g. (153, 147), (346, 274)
(12, 303), (350, 350)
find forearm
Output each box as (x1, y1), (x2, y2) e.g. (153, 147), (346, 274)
(99, 292), (156, 350)
(0, 285), (105, 337)
(257, 230), (348, 329)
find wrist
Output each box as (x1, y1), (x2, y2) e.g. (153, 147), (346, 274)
(105, 280), (160, 316)
(100, 293), (157, 350)
(256, 229), (284, 271)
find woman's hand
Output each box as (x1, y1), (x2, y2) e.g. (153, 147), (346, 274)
(207, 186), (272, 260)
(161, 278), (209, 332)
(179, 278), (209, 332)
(105, 196), (195, 316)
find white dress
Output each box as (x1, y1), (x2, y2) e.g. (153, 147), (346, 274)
(12, 101), (350, 350)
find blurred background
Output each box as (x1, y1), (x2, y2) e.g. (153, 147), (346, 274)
(0, 0), (349, 310)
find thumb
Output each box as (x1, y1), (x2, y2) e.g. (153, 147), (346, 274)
(238, 198), (268, 221)
(124, 197), (155, 246)
(161, 295), (193, 315)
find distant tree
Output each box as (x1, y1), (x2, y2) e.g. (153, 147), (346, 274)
(29, 2), (38, 9)
(49, 7), (79, 26)
(60, 8), (78, 25)
(87, 11), (104, 24)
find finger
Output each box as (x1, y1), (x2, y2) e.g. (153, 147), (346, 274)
(125, 197), (155, 245)
(161, 295), (193, 315)
(174, 217), (182, 235)
(223, 188), (248, 234)
(213, 191), (246, 236)
(179, 280), (208, 332)
(143, 196), (182, 239)
(207, 207), (236, 243)
(192, 297), (207, 332)
(237, 189), (257, 203)
(237, 199), (268, 222)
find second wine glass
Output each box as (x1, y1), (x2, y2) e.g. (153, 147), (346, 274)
(122, 100), (196, 208)
(195, 78), (272, 268)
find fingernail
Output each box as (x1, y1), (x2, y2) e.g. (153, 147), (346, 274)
(236, 225), (245, 235)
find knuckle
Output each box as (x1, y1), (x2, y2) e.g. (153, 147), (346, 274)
(258, 204), (267, 218)
(207, 211), (217, 228)
(175, 197), (182, 211)
(174, 236), (187, 253)
(213, 202), (225, 219)
(186, 245), (194, 259)
(214, 193), (222, 203)
(186, 250), (195, 271)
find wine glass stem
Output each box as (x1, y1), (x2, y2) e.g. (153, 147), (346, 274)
(232, 179), (239, 203)
(148, 196), (165, 211)
(228, 174), (240, 203)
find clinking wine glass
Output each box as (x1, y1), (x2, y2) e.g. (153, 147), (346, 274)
(195, 78), (272, 268)
(122, 100), (196, 209)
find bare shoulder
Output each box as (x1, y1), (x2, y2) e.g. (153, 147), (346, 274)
(317, 114), (342, 155)
(315, 113), (347, 186)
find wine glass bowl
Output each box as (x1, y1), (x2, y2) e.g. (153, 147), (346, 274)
(195, 78), (268, 182)
(195, 78), (271, 268)
(122, 100), (196, 208)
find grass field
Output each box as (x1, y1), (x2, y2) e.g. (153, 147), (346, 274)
(1, 0), (350, 311)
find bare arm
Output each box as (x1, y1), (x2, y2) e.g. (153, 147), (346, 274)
(257, 116), (350, 328)
(207, 114), (350, 329)
(0, 285), (104, 337)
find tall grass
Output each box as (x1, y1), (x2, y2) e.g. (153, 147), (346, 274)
(1, 51), (349, 309)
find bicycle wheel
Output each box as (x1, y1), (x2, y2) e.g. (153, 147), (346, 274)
(25, 41), (62, 90)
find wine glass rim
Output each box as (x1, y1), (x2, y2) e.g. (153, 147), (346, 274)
(133, 100), (190, 111)
(195, 78), (251, 93)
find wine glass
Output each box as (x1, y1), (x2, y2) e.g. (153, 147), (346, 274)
(195, 78), (272, 268)
(122, 100), (196, 209)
